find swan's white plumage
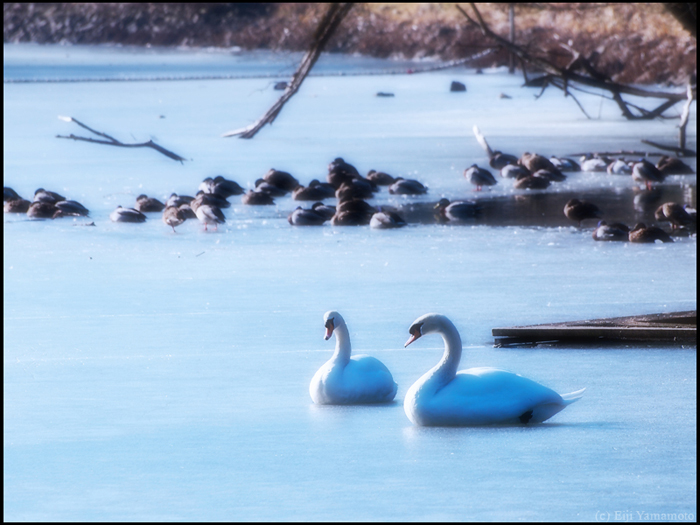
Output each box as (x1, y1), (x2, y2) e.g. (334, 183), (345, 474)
(310, 311), (398, 405)
(404, 313), (584, 426)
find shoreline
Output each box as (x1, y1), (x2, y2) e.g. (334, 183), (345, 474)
(4, 3), (696, 85)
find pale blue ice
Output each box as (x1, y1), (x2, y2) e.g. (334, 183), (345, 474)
(4, 44), (697, 521)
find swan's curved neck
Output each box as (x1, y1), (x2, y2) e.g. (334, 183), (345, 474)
(431, 320), (462, 387)
(332, 323), (352, 365)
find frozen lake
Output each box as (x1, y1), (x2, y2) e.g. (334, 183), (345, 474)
(3, 44), (697, 521)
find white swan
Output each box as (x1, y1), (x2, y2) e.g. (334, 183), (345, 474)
(310, 311), (398, 405)
(403, 313), (584, 426)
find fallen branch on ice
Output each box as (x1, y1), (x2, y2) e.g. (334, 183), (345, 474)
(56, 116), (187, 162)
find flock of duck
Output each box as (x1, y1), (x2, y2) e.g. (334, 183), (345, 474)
(476, 144), (695, 241)
(3, 158), (424, 230)
(311, 311), (585, 426)
(4, 152), (695, 242)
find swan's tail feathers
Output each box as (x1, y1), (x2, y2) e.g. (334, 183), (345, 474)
(529, 388), (586, 423)
(560, 388), (586, 404)
(473, 125), (494, 157)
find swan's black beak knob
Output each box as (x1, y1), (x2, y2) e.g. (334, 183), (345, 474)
(405, 322), (423, 347)
(324, 318), (335, 340)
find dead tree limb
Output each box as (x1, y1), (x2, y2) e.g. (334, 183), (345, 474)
(641, 139), (696, 157)
(567, 150), (663, 158)
(456, 3), (689, 120)
(223, 3), (354, 139)
(56, 116), (187, 162)
(678, 79), (696, 152)
(640, 79), (697, 156)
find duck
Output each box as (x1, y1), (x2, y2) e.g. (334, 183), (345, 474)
(592, 220), (630, 242)
(434, 198), (480, 223)
(331, 198), (376, 225)
(33, 188), (66, 204)
(606, 158), (632, 175)
(4, 198), (31, 213)
(200, 176), (243, 197)
(191, 191), (230, 210)
(366, 169), (396, 186)
(369, 208), (407, 229)
(165, 193), (194, 208)
(388, 177), (428, 195)
(628, 223), (674, 243)
(263, 168), (299, 192)
(55, 200), (90, 216)
(336, 179), (375, 201)
(464, 164), (497, 191)
(309, 311), (398, 405)
(632, 159), (665, 190)
(403, 313), (584, 426)
(531, 168), (566, 182)
(177, 203), (197, 219)
(198, 177), (216, 194)
(288, 206), (328, 226)
(500, 164), (530, 179)
(195, 204), (225, 231)
(579, 155), (610, 172)
(519, 152), (563, 176)
(162, 206), (188, 232)
(211, 176), (245, 197)
(327, 158), (361, 188)
(241, 190), (275, 205)
(292, 180), (336, 201)
(110, 205), (147, 223)
(27, 201), (62, 219)
(656, 155), (694, 175)
(310, 202), (336, 221)
(488, 151), (519, 170)
(135, 194), (165, 213)
(564, 198), (602, 227)
(254, 178), (288, 197)
(549, 156), (580, 172)
(4, 187), (22, 202)
(331, 211), (366, 226)
(513, 172), (551, 190)
(654, 202), (695, 230)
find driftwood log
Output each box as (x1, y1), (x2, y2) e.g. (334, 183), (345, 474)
(56, 116), (187, 162)
(223, 3), (354, 139)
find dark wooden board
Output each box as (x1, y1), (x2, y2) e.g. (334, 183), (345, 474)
(492, 311), (696, 347)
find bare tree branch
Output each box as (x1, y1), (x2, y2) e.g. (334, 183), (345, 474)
(456, 3), (689, 120)
(641, 140), (696, 157)
(223, 3), (354, 139)
(678, 79), (696, 151)
(56, 116), (187, 162)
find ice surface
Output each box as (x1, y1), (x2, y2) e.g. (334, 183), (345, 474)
(4, 44), (697, 521)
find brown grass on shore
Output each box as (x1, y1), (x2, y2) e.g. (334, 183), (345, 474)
(3, 3), (696, 85)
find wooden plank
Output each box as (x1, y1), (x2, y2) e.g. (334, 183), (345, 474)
(492, 311), (696, 347)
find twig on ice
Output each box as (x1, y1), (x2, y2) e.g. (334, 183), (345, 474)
(56, 116), (187, 163)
